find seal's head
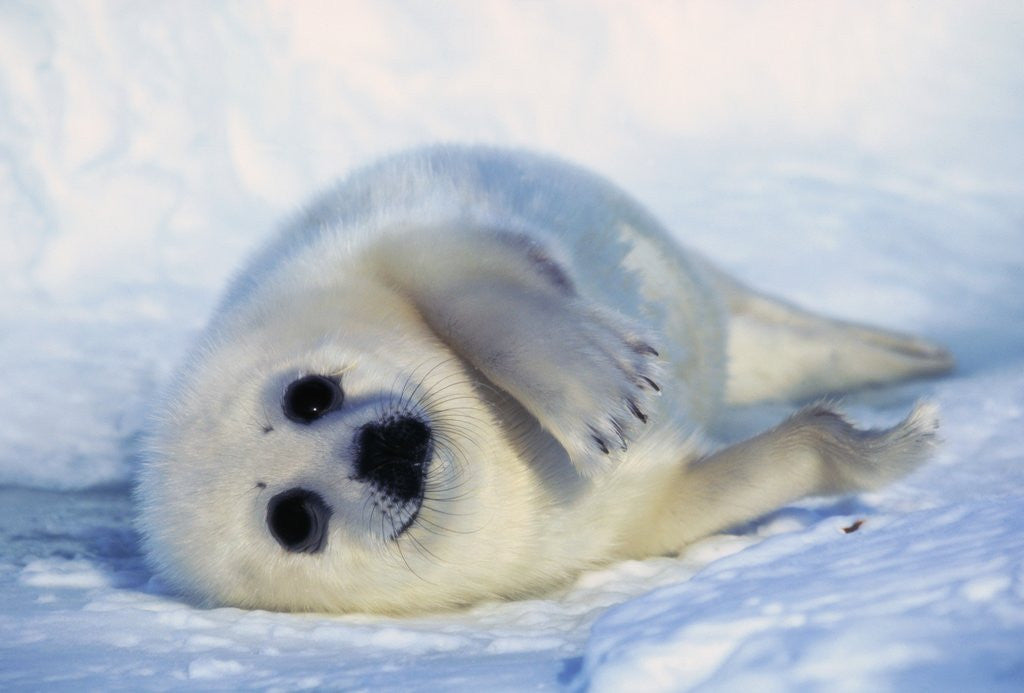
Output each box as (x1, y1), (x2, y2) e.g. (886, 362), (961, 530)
(136, 274), (539, 614)
(266, 373), (434, 554)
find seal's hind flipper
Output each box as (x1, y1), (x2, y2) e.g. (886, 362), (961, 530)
(705, 267), (954, 405)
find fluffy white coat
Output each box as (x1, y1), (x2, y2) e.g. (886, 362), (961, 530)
(136, 146), (952, 614)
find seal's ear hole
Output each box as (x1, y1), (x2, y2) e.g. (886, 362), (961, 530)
(282, 375), (343, 424)
(267, 489), (330, 553)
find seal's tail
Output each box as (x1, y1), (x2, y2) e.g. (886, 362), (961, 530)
(702, 265), (954, 405)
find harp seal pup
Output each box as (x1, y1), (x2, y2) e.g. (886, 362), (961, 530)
(136, 145), (953, 615)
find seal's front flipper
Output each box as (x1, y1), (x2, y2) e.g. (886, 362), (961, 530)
(657, 402), (939, 549)
(371, 229), (662, 477)
(707, 268), (954, 404)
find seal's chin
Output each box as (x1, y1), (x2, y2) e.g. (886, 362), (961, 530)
(354, 414), (432, 540)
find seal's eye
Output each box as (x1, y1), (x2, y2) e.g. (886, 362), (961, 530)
(283, 375), (343, 424)
(267, 488), (331, 553)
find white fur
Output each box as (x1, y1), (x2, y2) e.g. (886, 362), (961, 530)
(136, 146), (952, 614)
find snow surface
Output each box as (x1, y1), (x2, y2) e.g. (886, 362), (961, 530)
(2, 1), (1023, 690)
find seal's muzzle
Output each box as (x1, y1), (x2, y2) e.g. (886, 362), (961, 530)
(355, 416), (431, 503)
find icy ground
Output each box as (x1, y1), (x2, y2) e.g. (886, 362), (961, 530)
(2, 2), (1023, 690)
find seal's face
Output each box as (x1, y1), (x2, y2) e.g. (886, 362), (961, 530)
(266, 372), (434, 555)
(137, 278), (530, 614)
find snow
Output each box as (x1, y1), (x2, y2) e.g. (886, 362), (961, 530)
(1, 1), (1022, 690)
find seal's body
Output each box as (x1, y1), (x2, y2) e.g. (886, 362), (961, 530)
(137, 146), (952, 614)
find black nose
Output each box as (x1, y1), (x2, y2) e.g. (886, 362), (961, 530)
(355, 416), (432, 502)
(267, 488), (331, 553)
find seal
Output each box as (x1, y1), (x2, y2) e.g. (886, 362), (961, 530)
(136, 146), (953, 614)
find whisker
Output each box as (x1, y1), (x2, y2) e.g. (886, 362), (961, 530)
(405, 530), (444, 566)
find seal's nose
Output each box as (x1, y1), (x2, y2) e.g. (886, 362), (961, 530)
(355, 416), (431, 502)
(267, 488), (331, 553)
